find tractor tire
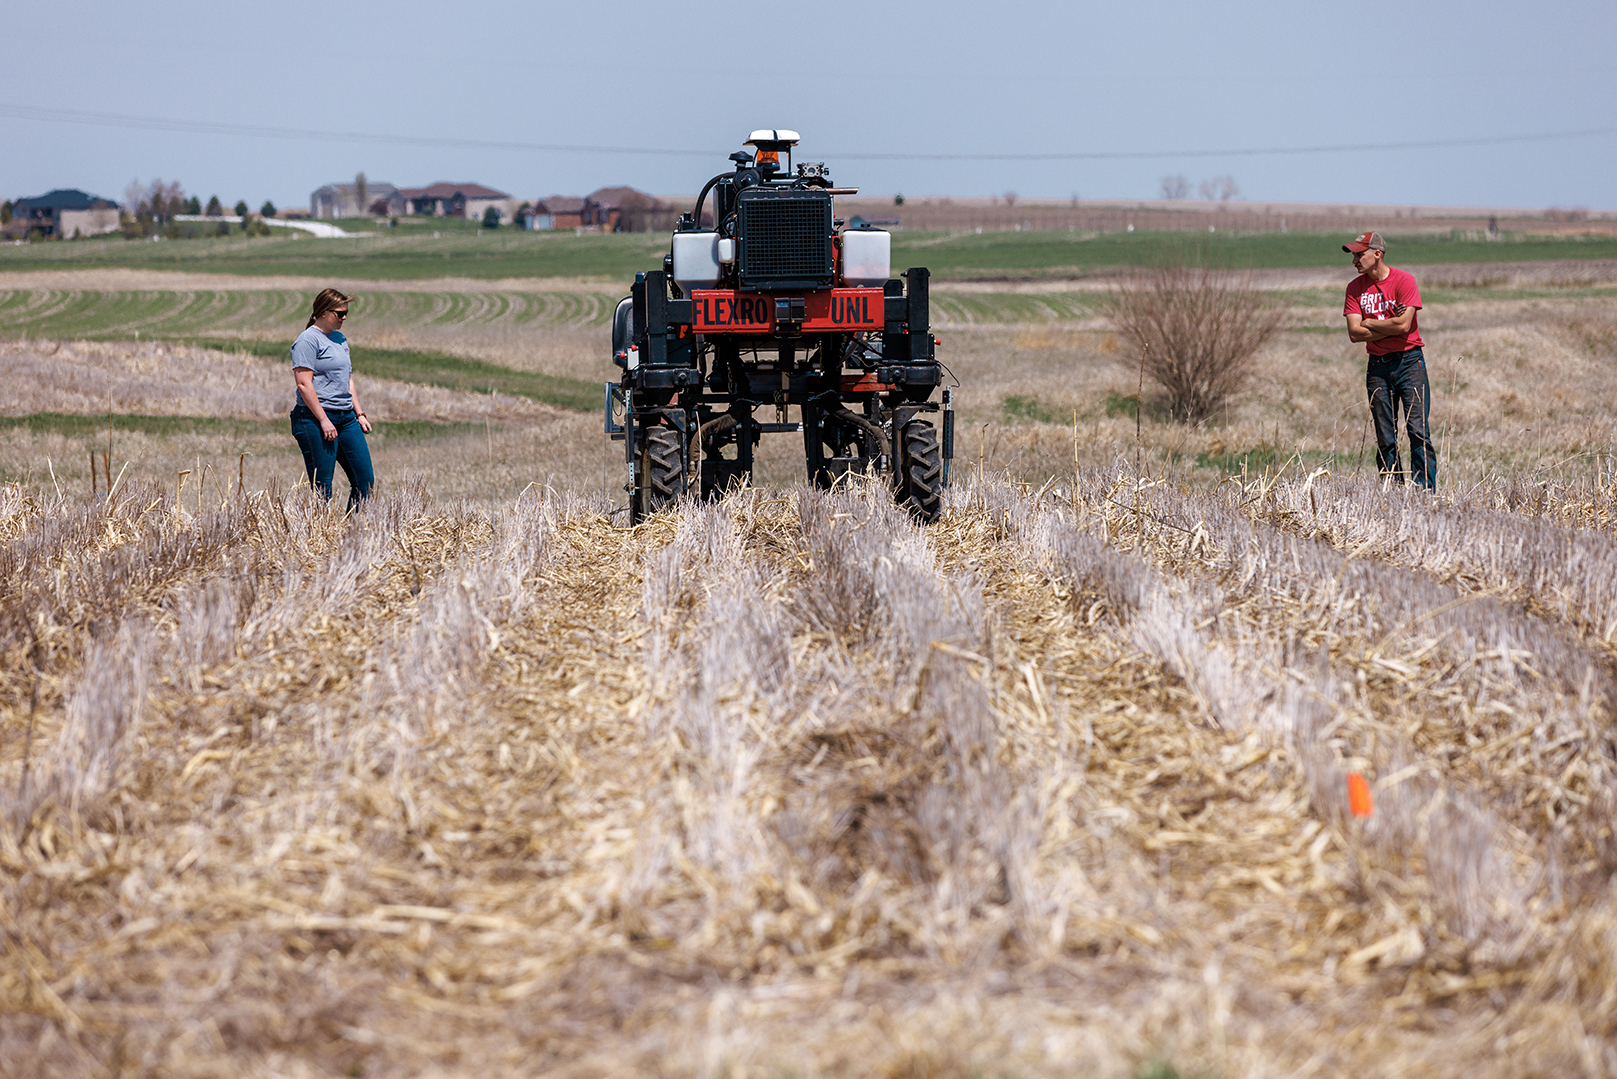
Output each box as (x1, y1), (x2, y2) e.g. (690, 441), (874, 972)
(894, 421), (944, 522)
(636, 425), (685, 522)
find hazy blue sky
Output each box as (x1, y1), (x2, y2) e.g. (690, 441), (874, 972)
(3, 0), (1613, 213)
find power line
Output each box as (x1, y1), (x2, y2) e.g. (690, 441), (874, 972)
(3, 101), (1615, 162)
(832, 128), (1617, 161)
(0, 103), (714, 157)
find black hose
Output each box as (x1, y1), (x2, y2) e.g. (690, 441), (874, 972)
(691, 173), (729, 230)
(828, 406), (889, 457)
(698, 413), (739, 444)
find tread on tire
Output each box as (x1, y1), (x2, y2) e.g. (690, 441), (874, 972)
(894, 421), (943, 523)
(636, 425), (685, 522)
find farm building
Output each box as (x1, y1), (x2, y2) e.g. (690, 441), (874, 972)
(4, 189), (120, 238)
(310, 181), (404, 218)
(397, 182), (514, 222)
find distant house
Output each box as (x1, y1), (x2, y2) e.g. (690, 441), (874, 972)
(5, 189), (119, 238)
(512, 188), (671, 232)
(311, 182), (404, 218)
(587, 186), (672, 232)
(533, 195), (586, 230)
(515, 202), (549, 230)
(397, 182), (514, 222)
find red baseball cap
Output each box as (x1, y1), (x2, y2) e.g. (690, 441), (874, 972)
(1343, 231), (1385, 253)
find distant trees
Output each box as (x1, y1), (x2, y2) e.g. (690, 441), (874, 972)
(118, 180), (188, 239)
(124, 179), (185, 223)
(482, 206), (500, 229)
(355, 172), (368, 215)
(894, 193), (904, 206)
(261, 201), (277, 218)
(1160, 175), (1241, 201)
(0, 199), (10, 224)
(105, 182), (262, 241)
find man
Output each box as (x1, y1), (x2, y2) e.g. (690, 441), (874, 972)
(1343, 231), (1436, 489)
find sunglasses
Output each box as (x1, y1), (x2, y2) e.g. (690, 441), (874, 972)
(333, 309), (349, 319)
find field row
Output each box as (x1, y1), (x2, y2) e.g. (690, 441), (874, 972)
(0, 288), (626, 340)
(0, 471), (1614, 1077)
(0, 287), (1123, 344)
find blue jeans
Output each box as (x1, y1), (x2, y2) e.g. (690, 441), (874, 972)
(290, 404), (374, 510)
(1366, 347), (1437, 490)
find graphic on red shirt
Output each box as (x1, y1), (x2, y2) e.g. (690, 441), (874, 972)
(1344, 266), (1424, 357)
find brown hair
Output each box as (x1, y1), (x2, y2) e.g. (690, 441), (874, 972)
(305, 287), (351, 330)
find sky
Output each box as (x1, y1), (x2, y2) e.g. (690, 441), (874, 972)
(3, 0), (1614, 214)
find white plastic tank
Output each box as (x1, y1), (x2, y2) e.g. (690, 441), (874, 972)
(672, 231), (722, 291)
(841, 228), (890, 287)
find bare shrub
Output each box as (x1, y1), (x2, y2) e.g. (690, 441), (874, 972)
(1105, 266), (1287, 422)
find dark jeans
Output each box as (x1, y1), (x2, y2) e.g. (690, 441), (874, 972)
(290, 404), (374, 510)
(1366, 347), (1437, 490)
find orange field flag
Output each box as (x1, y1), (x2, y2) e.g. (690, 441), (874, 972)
(1347, 772), (1374, 817)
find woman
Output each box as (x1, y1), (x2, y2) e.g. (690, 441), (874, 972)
(289, 288), (374, 510)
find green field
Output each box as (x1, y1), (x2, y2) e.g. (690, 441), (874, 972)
(5, 225), (1617, 281)
(896, 228), (1617, 278)
(0, 225), (669, 281)
(0, 283), (1103, 341)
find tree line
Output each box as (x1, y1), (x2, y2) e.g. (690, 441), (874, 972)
(118, 179), (280, 240)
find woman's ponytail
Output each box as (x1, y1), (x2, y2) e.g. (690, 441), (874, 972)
(306, 287), (351, 330)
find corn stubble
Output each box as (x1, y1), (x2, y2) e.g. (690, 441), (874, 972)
(2, 465), (1617, 1078)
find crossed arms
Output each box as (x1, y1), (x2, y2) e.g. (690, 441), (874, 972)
(1345, 303), (1417, 343)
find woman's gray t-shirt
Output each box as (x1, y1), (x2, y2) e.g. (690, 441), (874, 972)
(289, 327), (352, 410)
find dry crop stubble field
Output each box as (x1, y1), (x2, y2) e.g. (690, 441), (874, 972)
(3, 472), (1617, 1077)
(4, 251), (1617, 1076)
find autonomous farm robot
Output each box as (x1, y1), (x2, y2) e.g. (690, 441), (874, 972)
(606, 129), (952, 522)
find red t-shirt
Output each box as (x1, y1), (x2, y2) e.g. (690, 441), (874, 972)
(1344, 266), (1424, 356)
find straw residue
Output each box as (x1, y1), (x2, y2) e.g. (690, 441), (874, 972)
(2, 470), (1616, 1077)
